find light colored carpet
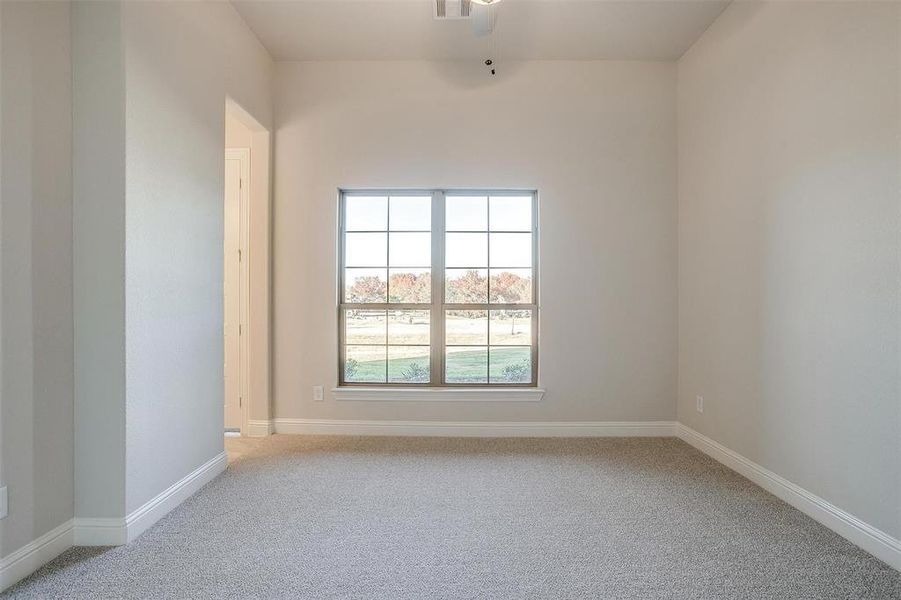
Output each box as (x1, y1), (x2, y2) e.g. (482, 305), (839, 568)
(223, 434), (264, 464)
(4, 435), (900, 599)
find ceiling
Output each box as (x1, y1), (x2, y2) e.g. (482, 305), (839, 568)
(230, 0), (731, 62)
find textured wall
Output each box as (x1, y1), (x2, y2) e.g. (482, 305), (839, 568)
(0, 0), (73, 557)
(72, 0), (273, 520)
(678, 1), (901, 538)
(121, 1), (272, 513)
(73, 0), (127, 521)
(273, 60), (678, 423)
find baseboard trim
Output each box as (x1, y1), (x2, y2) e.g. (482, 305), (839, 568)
(272, 418), (676, 437)
(676, 423), (901, 571)
(73, 517), (126, 546)
(0, 519), (73, 592)
(74, 451), (227, 546)
(246, 419), (274, 437)
(125, 451), (227, 542)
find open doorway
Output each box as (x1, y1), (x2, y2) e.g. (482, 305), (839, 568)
(224, 145), (249, 434)
(224, 99), (271, 437)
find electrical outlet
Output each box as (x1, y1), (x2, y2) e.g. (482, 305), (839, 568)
(696, 395), (704, 414)
(313, 385), (324, 402)
(0, 486), (7, 519)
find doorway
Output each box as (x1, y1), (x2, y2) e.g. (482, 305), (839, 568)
(223, 98), (272, 438)
(224, 146), (249, 433)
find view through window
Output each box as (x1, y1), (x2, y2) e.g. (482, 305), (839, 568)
(339, 190), (538, 386)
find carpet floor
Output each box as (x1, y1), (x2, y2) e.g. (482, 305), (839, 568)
(4, 435), (900, 599)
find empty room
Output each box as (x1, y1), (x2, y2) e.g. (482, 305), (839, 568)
(1, 0), (900, 598)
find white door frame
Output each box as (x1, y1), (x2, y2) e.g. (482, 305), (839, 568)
(226, 147), (251, 434)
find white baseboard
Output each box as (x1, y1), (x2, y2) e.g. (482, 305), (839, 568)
(125, 451), (226, 542)
(0, 520), (73, 592)
(272, 418), (677, 437)
(74, 451), (227, 546)
(73, 517), (126, 546)
(246, 419), (274, 437)
(676, 423), (901, 571)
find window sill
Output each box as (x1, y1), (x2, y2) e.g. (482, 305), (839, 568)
(332, 387), (545, 402)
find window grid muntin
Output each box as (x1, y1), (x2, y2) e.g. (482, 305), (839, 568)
(339, 189), (538, 387)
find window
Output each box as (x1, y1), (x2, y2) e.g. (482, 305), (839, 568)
(339, 190), (538, 387)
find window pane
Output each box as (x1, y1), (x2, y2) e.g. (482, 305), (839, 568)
(388, 310), (430, 344)
(446, 233), (487, 268)
(489, 196), (531, 231)
(489, 269), (532, 304)
(345, 345), (386, 383)
(489, 310), (531, 345)
(446, 269), (488, 303)
(446, 310), (488, 345)
(345, 196), (387, 231)
(390, 196), (431, 231)
(346, 232), (387, 267)
(389, 232), (431, 267)
(341, 190), (537, 387)
(344, 268), (387, 303)
(388, 346), (430, 383)
(446, 346), (488, 383)
(345, 309), (387, 344)
(446, 196), (487, 231)
(489, 233), (531, 268)
(489, 346), (531, 384)
(388, 269), (431, 303)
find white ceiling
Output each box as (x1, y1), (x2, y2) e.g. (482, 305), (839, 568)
(231, 0), (731, 61)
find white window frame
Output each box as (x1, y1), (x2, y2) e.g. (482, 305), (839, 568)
(338, 189), (539, 388)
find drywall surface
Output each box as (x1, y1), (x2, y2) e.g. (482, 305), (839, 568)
(121, 1), (272, 514)
(0, 0), (73, 556)
(678, 1), (901, 538)
(72, 0), (126, 521)
(273, 60), (677, 422)
(226, 112), (253, 148)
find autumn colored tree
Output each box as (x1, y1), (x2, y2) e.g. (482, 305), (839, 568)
(388, 271), (431, 304)
(446, 270), (487, 304)
(489, 272), (531, 334)
(347, 275), (386, 304)
(489, 271), (531, 304)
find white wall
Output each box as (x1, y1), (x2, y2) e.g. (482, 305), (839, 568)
(73, 0), (273, 519)
(0, 0), (73, 557)
(678, 1), (901, 539)
(73, 0), (126, 521)
(121, 1), (273, 514)
(226, 112), (253, 148)
(273, 61), (677, 422)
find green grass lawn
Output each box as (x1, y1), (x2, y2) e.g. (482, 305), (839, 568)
(346, 347), (531, 384)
